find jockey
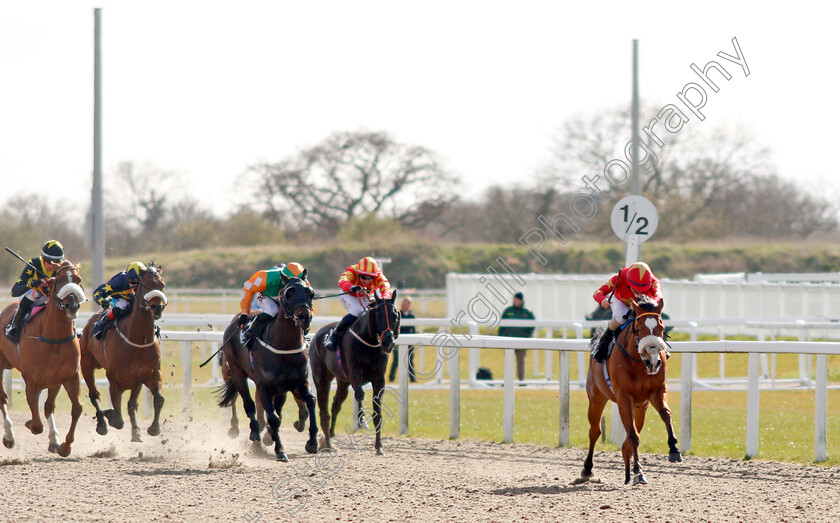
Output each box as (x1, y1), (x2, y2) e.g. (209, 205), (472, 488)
(91, 261), (147, 339)
(324, 257), (392, 351)
(238, 262), (311, 349)
(4, 240), (65, 344)
(592, 261), (663, 362)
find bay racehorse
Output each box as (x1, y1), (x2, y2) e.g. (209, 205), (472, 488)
(310, 290), (399, 455)
(216, 273), (319, 461)
(79, 262), (167, 442)
(576, 296), (681, 485)
(0, 261), (86, 456)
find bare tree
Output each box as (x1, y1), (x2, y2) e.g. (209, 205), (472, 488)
(249, 130), (459, 233)
(109, 161), (181, 233)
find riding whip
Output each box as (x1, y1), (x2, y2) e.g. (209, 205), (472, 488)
(5, 247), (49, 279)
(198, 328), (241, 368)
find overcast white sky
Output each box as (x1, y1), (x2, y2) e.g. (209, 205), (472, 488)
(1, 1), (838, 218)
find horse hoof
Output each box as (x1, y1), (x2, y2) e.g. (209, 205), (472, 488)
(632, 473), (648, 485)
(571, 474), (596, 485)
(294, 420), (305, 432)
(318, 436), (328, 450)
(2, 437), (14, 449)
(96, 421), (108, 436)
(329, 429), (335, 438)
(376, 448), (385, 456)
(262, 431), (273, 446)
(58, 443), (71, 458)
(228, 427), (240, 439)
(48, 442), (60, 454)
(131, 433), (143, 443)
(276, 452), (288, 462)
(249, 430), (260, 442)
(25, 420), (43, 435)
(669, 451), (683, 463)
(147, 424), (160, 437)
(305, 441), (318, 455)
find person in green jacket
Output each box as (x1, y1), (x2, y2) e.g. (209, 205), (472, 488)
(498, 292), (535, 381)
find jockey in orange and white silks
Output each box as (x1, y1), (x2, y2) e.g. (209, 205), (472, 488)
(238, 262), (311, 349)
(325, 257), (392, 350)
(591, 262), (663, 362)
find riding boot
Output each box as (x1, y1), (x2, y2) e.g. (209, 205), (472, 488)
(93, 309), (116, 340)
(4, 296), (34, 344)
(242, 312), (273, 350)
(326, 314), (356, 351)
(592, 327), (617, 363)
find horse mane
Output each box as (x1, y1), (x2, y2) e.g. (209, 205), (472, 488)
(144, 260), (162, 275)
(636, 295), (658, 312)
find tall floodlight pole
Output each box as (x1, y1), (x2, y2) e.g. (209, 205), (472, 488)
(631, 39), (640, 196)
(92, 8), (105, 289)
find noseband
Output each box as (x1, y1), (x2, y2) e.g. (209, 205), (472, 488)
(51, 265), (82, 312)
(279, 281), (312, 325)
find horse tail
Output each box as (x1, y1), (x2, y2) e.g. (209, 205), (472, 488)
(215, 378), (239, 408)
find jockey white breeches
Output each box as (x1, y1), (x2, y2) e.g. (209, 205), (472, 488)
(609, 297), (631, 323)
(111, 297), (131, 311)
(23, 288), (48, 307)
(256, 294), (279, 317)
(340, 293), (371, 317)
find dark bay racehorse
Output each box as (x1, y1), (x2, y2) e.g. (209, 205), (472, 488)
(216, 273), (319, 461)
(79, 263), (167, 442)
(0, 261), (86, 456)
(310, 291), (399, 455)
(576, 297), (681, 485)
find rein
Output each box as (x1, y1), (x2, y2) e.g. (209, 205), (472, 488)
(620, 311), (666, 363)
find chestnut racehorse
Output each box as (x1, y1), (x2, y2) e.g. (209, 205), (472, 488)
(79, 263), (167, 442)
(0, 261), (86, 456)
(576, 296), (682, 485)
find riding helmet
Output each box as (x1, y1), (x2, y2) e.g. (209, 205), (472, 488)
(41, 240), (65, 262)
(626, 262), (653, 292)
(126, 261), (147, 284)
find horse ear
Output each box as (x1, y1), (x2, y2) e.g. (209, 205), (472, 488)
(390, 289), (397, 303)
(301, 268), (308, 281)
(630, 299), (640, 311)
(279, 272), (290, 285)
(655, 298), (664, 313)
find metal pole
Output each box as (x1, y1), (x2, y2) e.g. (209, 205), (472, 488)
(629, 39), (642, 262)
(92, 8), (105, 289)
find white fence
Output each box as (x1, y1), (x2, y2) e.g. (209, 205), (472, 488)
(446, 273), (840, 325)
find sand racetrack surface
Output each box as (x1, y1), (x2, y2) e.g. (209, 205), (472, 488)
(1, 411), (839, 522)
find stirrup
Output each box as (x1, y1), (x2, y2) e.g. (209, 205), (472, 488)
(324, 329), (337, 350)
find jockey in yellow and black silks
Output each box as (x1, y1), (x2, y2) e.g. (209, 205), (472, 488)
(324, 257), (392, 351)
(4, 240), (65, 344)
(91, 261), (147, 339)
(238, 262), (311, 349)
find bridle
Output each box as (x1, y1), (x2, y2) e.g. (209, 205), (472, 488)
(50, 263), (83, 313)
(352, 298), (398, 349)
(278, 278), (313, 326)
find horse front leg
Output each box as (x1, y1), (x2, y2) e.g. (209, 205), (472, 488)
(651, 390), (682, 462)
(351, 377), (367, 430)
(145, 370), (165, 437)
(127, 385), (143, 443)
(0, 381), (14, 448)
(293, 395), (307, 433)
(371, 380), (385, 456)
(81, 351), (107, 435)
(315, 377), (334, 449)
(24, 381), (44, 435)
(58, 372), (83, 457)
(617, 394), (645, 485)
(294, 386), (319, 455)
(44, 385), (61, 453)
(258, 385), (286, 461)
(105, 379), (125, 430)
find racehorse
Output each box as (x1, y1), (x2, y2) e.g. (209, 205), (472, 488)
(0, 261), (86, 456)
(79, 263), (167, 442)
(576, 296), (681, 485)
(310, 290), (399, 455)
(216, 273), (319, 461)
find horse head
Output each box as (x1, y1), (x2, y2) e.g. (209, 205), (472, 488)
(137, 262), (167, 320)
(279, 270), (314, 332)
(368, 290), (400, 354)
(52, 261), (86, 319)
(631, 297), (667, 375)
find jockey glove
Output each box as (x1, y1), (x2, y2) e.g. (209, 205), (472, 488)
(29, 278), (43, 289)
(238, 313), (249, 327)
(349, 285), (363, 294)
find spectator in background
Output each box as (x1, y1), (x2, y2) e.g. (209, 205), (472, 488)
(498, 292), (535, 381)
(389, 297), (417, 382)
